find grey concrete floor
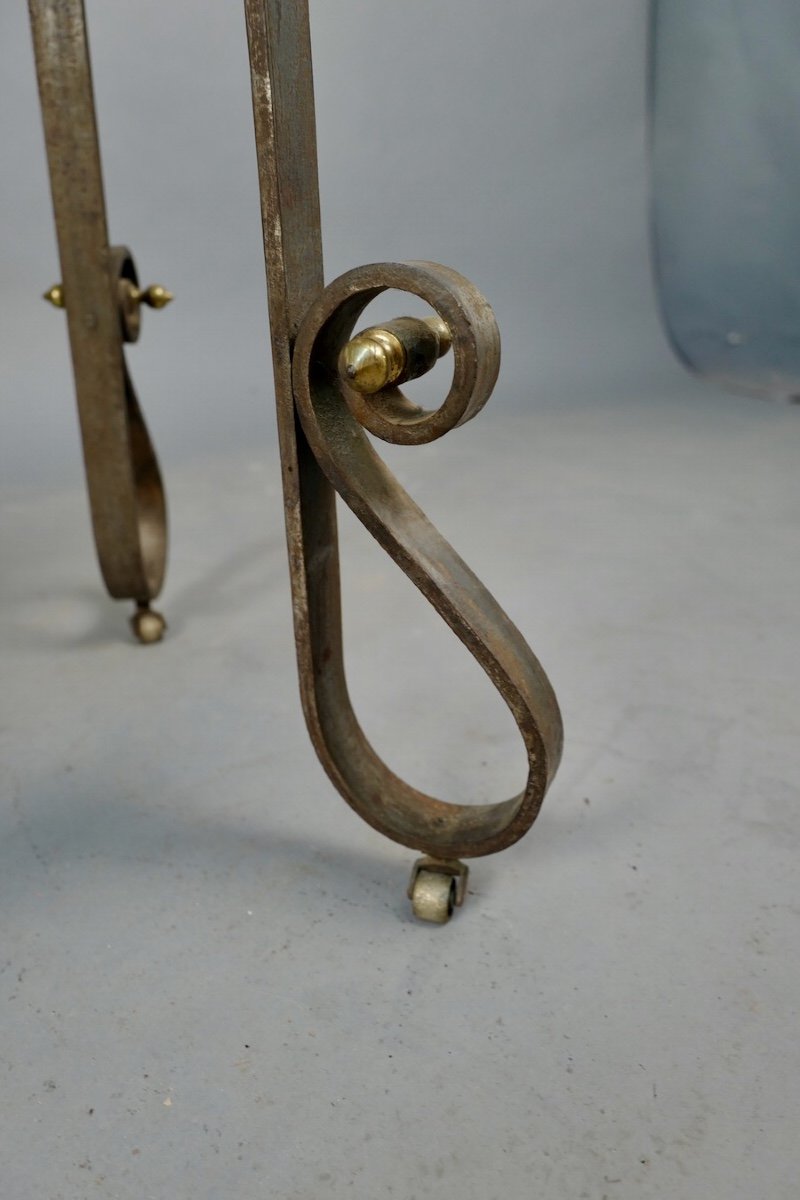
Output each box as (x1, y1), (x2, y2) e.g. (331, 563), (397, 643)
(1, 386), (799, 1198)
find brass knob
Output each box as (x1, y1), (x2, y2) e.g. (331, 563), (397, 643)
(43, 284), (65, 308)
(43, 281), (173, 311)
(339, 315), (452, 395)
(132, 283), (174, 310)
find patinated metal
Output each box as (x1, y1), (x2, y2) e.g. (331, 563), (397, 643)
(30, 0), (169, 642)
(29, 0), (562, 920)
(244, 0), (563, 917)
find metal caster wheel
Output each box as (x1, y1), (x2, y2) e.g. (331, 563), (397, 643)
(130, 604), (166, 645)
(408, 858), (469, 924)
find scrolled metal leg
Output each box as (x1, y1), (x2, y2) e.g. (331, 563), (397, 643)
(292, 260), (562, 863)
(246, 0), (563, 920)
(29, 0), (170, 640)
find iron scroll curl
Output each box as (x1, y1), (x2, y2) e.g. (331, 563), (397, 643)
(291, 260), (563, 859)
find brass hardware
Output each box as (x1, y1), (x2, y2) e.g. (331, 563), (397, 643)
(339, 315), (452, 395)
(45, 274), (173, 357)
(408, 858), (469, 924)
(246, 0), (562, 916)
(44, 280), (172, 316)
(29, 0), (169, 641)
(43, 283), (65, 308)
(130, 604), (167, 645)
(134, 283), (173, 310)
(117, 278), (174, 345)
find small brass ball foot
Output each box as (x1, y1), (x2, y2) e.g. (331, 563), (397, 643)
(408, 857), (469, 924)
(130, 603), (166, 644)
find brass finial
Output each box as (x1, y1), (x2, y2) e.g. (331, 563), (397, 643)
(339, 315), (452, 395)
(137, 284), (174, 310)
(341, 327), (406, 395)
(43, 283), (65, 308)
(44, 281), (173, 311)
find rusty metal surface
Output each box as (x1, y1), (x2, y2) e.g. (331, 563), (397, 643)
(29, 0), (167, 607)
(245, 0), (563, 860)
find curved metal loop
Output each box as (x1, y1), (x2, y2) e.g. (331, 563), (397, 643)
(118, 363), (168, 603)
(292, 260), (563, 859)
(328, 262), (500, 445)
(107, 246), (168, 603)
(60, 241), (167, 605)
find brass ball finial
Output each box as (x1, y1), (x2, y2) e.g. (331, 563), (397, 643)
(43, 281), (173, 312)
(43, 284), (66, 308)
(339, 314), (452, 396)
(340, 328), (405, 395)
(139, 284), (174, 310)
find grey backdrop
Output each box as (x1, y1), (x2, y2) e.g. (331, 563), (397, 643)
(3, 8), (800, 1198)
(1, 0), (678, 488)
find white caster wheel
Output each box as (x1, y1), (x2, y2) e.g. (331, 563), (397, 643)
(408, 858), (469, 924)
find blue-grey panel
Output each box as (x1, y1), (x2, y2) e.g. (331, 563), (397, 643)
(651, 0), (800, 398)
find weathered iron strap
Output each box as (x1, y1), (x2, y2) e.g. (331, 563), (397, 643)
(291, 261), (563, 858)
(29, 0), (167, 604)
(245, 0), (562, 859)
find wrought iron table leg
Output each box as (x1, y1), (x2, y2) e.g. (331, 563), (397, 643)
(244, 0), (563, 921)
(29, 0), (170, 641)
